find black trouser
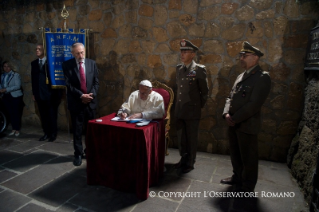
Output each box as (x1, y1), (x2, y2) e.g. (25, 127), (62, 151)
(37, 97), (60, 137)
(228, 126), (258, 191)
(3, 94), (23, 131)
(70, 107), (95, 157)
(176, 119), (200, 167)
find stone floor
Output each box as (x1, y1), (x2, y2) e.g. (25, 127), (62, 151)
(0, 126), (309, 212)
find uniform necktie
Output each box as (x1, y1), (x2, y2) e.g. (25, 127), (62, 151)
(39, 59), (43, 69)
(79, 62), (87, 94)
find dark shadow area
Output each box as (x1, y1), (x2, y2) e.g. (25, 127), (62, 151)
(28, 168), (140, 211)
(97, 50), (124, 117)
(0, 149), (23, 165)
(130, 68), (150, 94)
(212, 186), (265, 212)
(211, 186), (235, 212)
(0, 152), (71, 170)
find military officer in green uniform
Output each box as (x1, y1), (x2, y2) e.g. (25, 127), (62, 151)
(220, 41), (271, 192)
(174, 39), (209, 173)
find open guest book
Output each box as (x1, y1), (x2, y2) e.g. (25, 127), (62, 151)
(111, 117), (151, 126)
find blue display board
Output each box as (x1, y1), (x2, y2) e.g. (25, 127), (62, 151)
(45, 29), (85, 88)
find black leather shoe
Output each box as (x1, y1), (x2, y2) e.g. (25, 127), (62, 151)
(48, 136), (56, 142)
(220, 177), (240, 185)
(81, 153), (86, 159)
(182, 166), (194, 173)
(73, 155), (82, 166)
(39, 134), (48, 141)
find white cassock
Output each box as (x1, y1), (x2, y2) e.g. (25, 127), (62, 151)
(117, 90), (165, 119)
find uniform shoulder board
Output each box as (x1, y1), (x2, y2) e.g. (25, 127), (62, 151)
(176, 64), (183, 67)
(196, 64), (206, 68)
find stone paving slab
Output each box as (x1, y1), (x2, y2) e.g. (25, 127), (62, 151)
(163, 148), (180, 165)
(0, 138), (22, 150)
(17, 203), (54, 212)
(2, 150), (58, 172)
(56, 203), (80, 212)
(177, 180), (232, 212)
(132, 196), (178, 212)
(68, 186), (140, 212)
(258, 163), (297, 187)
(7, 140), (46, 153)
(178, 157), (217, 183)
(0, 150), (23, 165)
(0, 190), (31, 212)
(38, 141), (80, 157)
(28, 170), (87, 207)
(0, 169), (17, 183)
(0, 125), (310, 212)
(150, 174), (192, 201)
(1, 156), (73, 194)
(56, 203), (87, 212)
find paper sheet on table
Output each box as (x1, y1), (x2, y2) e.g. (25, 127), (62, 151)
(111, 117), (144, 122)
(136, 120), (151, 126)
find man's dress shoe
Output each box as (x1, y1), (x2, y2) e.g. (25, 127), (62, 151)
(182, 166), (194, 173)
(220, 177), (239, 185)
(73, 155), (82, 166)
(39, 135), (48, 141)
(48, 136), (56, 142)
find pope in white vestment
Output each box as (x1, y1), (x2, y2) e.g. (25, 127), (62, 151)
(117, 80), (165, 120)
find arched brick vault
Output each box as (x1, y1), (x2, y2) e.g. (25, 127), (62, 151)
(0, 0), (318, 163)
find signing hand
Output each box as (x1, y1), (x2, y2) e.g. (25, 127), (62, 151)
(120, 112), (127, 120)
(128, 113), (142, 119)
(225, 114), (235, 126)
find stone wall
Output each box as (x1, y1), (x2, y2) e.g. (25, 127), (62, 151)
(0, 0), (318, 162)
(287, 73), (319, 203)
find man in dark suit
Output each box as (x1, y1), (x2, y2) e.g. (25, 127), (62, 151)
(62, 42), (99, 166)
(31, 44), (62, 142)
(221, 41), (271, 192)
(175, 39), (209, 173)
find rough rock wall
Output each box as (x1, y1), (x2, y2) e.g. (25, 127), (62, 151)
(0, 0), (318, 161)
(288, 76), (319, 203)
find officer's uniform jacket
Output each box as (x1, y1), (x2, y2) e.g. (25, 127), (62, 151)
(223, 65), (271, 134)
(175, 60), (209, 120)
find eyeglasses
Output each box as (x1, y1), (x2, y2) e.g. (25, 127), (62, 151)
(238, 53), (256, 59)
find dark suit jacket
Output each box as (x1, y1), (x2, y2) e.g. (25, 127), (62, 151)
(62, 58), (99, 113)
(31, 59), (63, 102)
(223, 65), (271, 134)
(31, 59), (52, 101)
(175, 60), (209, 120)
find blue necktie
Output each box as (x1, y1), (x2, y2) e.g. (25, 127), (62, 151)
(3, 74), (9, 88)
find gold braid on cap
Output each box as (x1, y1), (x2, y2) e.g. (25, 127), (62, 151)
(240, 49), (256, 54)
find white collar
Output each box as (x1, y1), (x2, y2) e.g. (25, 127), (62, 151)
(39, 56), (46, 61)
(76, 59), (85, 64)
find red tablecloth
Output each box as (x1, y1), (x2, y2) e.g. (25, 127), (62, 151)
(85, 113), (165, 200)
